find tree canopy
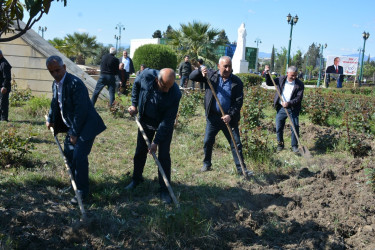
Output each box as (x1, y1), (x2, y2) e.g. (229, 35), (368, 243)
(0, 0), (67, 42)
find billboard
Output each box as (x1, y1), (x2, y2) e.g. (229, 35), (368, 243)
(326, 56), (359, 76)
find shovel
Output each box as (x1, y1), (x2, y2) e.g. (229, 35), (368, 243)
(205, 75), (252, 178)
(267, 73), (312, 158)
(134, 116), (180, 207)
(44, 115), (87, 221)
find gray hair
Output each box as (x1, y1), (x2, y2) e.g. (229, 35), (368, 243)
(110, 47), (116, 54)
(287, 66), (298, 73)
(46, 55), (64, 67)
(218, 56), (232, 64)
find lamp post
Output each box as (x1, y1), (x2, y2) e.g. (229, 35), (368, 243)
(254, 38), (262, 72)
(304, 53), (309, 81)
(115, 23), (125, 51)
(114, 35), (120, 51)
(286, 13), (298, 73)
(359, 31), (370, 85)
(317, 43), (327, 87)
(38, 26), (47, 38)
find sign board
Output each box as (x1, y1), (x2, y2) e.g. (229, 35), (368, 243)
(326, 56), (359, 75)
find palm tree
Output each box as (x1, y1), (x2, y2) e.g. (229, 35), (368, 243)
(48, 37), (74, 59)
(168, 21), (225, 67)
(64, 32), (99, 65)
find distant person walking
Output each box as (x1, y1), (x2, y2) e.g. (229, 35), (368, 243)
(0, 50), (11, 122)
(178, 55), (192, 88)
(91, 47), (119, 107)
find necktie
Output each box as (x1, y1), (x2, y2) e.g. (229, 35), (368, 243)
(336, 67), (338, 73)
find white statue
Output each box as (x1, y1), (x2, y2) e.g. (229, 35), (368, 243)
(232, 23), (249, 74)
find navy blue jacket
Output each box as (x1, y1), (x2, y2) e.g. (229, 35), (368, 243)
(131, 68), (181, 144)
(48, 73), (106, 139)
(189, 68), (244, 126)
(265, 74), (304, 112)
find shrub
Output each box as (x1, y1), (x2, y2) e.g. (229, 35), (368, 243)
(133, 44), (177, 71)
(236, 73), (263, 89)
(9, 77), (32, 107)
(178, 91), (203, 119)
(0, 126), (34, 167)
(25, 95), (51, 117)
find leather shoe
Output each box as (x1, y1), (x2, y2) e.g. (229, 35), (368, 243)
(70, 190), (87, 205)
(292, 146), (300, 154)
(277, 142), (284, 152)
(201, 165), (211, 172)
(237, 168), (253, 176)
(125, 180), (140, 190)
(160, 191), (172, 204)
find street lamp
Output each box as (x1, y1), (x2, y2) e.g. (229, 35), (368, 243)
(254, 38), (262, 72)
(286, 13), (298, 73)
(38, 26), (47, 38)
(317, 43), (327, 87)
(114, 35), (120, 51)
(115, 23), (125, 51)
(359, 31), (370, 85)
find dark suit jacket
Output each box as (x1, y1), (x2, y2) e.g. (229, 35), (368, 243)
(189, 68), (244, 126)
(265, 74), (304, 113)
(326, 65), (343, 74)
(0, 57), (12, 91)
(47, 73), (106, 139)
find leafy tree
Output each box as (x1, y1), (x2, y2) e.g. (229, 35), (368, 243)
(304, 43), (320, 70)
(162, 25), (174, 39)
(168, 21), (225, 67)
(89, 43), (112, 65)
(216, 30), (230, 44)
(0, 0), (67, 42)
(274, 47), (287, 74)
(270, 45), (275, 72)
(64, 32), (99, 65)
(133, 44), (177, 70)
(152, 30), (162, 38)
(292, 49), (303, 70)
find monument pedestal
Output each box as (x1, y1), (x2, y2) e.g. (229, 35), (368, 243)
(232, 60), (249, 74)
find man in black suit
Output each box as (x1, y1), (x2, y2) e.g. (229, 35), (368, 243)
(326, 57), (344, 88)
(46, 55), (106, 204)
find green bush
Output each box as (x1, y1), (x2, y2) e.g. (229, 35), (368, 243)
(178, 91), (203, 119)
(302, 80), (317, 85)
(0, 127), (34, 167)
(25, 95), (51, 117)
(235, 73), (263, 89)
(133, 44), (177, 71)
(9, 77), (32, 107)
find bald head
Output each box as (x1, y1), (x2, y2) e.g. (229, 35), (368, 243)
(157, 68), (176, 92)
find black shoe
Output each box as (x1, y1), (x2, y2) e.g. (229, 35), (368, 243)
(125, 180), (140, 190)
(237, 168), (253, 176)
(160, 191), (172, 204)
(292, 146), (300, 154)
(70, 190), (87, 205)
(277, 142), (284, 152)
(201, 165), (211, 172)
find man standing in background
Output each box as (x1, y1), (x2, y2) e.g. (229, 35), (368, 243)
(91, 47), (119, 107)
(179, 55), (192, 88)
(119, 50), (135, 86)
(0, 50), (12, 122)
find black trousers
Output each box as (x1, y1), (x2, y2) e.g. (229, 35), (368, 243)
(132, 123), (173, 191)
(0, 92), (9, 121)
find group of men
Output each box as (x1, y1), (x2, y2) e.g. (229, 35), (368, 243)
(0, 48), (305, 205)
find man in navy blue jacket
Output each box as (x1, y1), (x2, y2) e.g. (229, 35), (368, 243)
(46, 55), (106, 204)
(126, 68), (181, 204)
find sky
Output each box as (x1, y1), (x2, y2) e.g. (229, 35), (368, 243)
(28, 0), (375, 59)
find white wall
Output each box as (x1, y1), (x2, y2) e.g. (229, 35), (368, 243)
(130, 38), (160, 58)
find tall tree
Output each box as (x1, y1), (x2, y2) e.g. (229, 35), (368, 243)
(64, 32), (99, 65)
(162, 25), (174, 39)
(304, 43), (320, 70)
(152, 30), (162, 38)
(0, 0), (67, 42)
(270, 45), (275, 72)
(168, 21), (225, 67)
(292, 49), (303, 70)
(274, 47), (287, 74)
(367, 54), (371, 64)
(216, 30), (230, 44)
